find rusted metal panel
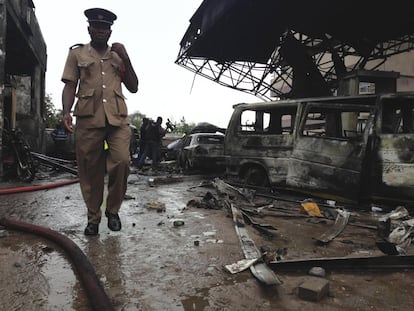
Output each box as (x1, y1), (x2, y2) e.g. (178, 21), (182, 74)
(372, 95), (414, 201)
(287, 138), (365, 201)
(315, 209), (350, 244)
(230, 203), (282, 285)
(270, 255), (414, 272)
(379, 135), (414, 187)
(286, 103), (375, 202)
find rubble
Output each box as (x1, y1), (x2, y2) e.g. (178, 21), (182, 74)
(376, 206), (414, 255)
(1, 170), (413, 309)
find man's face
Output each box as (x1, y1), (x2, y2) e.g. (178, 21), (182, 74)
(88, 22), (112, 44)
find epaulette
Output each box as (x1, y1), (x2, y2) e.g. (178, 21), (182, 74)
(69, 43), (84, 50)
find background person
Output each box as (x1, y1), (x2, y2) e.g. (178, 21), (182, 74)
(50, 120), (68, 158)
(136, 116), (166, 171)
(134, 117), (149, 167)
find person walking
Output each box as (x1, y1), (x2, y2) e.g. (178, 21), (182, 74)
(136, 116), (166, 171)
(134, 117), (149, 167)
(61, 8), (138, 235)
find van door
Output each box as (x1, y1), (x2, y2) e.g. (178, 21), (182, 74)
(287, 102), (375, 202)
(375, 96), (414, 201)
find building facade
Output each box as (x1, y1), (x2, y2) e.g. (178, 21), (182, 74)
(0, 0), (47, 178)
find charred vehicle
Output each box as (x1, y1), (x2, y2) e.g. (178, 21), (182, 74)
(178, 132), (225, 171)
(224, 93), (414, 204)
(165, 122), (226, 162)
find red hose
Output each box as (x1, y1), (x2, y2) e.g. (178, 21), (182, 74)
(0, 179), (79, 195)
(0, 218), (114, 311)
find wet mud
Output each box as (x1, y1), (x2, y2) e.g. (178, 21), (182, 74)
(1, 169), (414, 310)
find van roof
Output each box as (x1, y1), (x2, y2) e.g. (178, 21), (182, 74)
(233, 92), (414, 110)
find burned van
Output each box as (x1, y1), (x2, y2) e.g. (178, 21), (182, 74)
(224, 93), (414, 204)
(224, 100), (300, 187)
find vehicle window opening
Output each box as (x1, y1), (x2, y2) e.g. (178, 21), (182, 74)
(302, 106), (370, 139)
(240, 108), (295, 135)
(183, 136), (192, 147)
(197, 136), (224, 144)
(382, 100), (414, 134)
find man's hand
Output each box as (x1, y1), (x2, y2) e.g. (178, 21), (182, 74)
(63, 113), (74, 133)
(62, 81), (77, 133)
(111, 42), (129, 61)
(111, 42), (139, 93)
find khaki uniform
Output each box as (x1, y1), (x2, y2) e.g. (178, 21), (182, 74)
(62, 43), (131, 224)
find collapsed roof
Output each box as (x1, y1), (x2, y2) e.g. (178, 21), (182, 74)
(176, 0), (414, 99)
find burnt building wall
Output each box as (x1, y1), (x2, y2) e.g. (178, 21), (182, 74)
(0, 0), (47, 178)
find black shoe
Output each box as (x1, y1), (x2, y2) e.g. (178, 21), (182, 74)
(84, 223), (99, 236)
(105, 210), (122, 231)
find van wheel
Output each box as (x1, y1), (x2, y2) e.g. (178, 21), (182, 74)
(243, 167), (269, 187)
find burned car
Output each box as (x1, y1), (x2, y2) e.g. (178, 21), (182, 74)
(165, 137), (184, 161)
(177, 132), (225, 171)
(165, 122), (226, 162)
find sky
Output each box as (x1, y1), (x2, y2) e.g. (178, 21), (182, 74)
(33, 0), (259, 128)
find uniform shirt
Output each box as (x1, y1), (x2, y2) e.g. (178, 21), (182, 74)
(61, 43), (129, 129)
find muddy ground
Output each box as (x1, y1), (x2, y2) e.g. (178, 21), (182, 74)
(0, 164), (413, 311)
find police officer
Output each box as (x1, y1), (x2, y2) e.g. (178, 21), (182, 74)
(62, 8), (139, 235)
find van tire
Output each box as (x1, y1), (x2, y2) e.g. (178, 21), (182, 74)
(243, 167), (269, 187)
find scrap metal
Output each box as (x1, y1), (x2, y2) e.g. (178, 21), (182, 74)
(31, 152), (78, 176)
(314, 209), (350, 244)
(240, 209), (277, 237)
(229, 202), (282, 285)
(270, 255), (414, 272)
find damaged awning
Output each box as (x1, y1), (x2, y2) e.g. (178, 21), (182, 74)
(178, 0), (283, 63)
(176, 0), (414, 99)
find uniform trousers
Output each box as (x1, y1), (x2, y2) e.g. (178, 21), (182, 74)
(75, 124), (131, 224)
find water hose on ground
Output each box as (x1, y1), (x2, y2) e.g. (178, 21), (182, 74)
(0, 179), (79, 195)
(0, 218), (114, 311)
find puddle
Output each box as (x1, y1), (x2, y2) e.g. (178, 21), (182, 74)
(202, 231), (216, 237)
(0, 233), (87, 310)
(205, 239), (224, 244)
(181, 287), (210, 310)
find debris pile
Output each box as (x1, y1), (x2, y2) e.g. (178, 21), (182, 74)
(376, 206), (414, 255)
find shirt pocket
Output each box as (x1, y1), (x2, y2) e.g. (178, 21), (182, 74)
(77, 61), (94, 80)
(114, 89), (128, 117)
(74, 89), (95, 117)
